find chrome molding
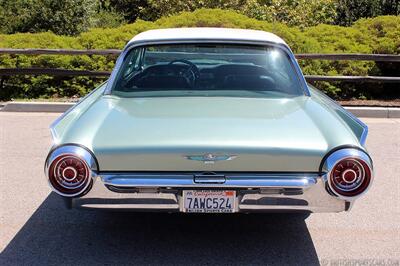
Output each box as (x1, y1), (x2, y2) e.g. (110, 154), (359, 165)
(359, 126), (369, 146)
(321, 148), (374, 201)
(100, 173), (318, 189)
(44, 145), (98, 197)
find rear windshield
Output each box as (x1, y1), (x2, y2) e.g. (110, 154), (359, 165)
(111, 44), (304, 98)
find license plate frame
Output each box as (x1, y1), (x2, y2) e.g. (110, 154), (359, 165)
(183, 190), (236, 213)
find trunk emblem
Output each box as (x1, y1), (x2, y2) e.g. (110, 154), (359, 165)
(185, 154), (237, 164)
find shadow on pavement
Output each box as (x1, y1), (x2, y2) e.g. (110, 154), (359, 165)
(1, 193), (319, 265)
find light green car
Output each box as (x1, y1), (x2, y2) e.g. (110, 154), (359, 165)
(45, 28), (373, 213)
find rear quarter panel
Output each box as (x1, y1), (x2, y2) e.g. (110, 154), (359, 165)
(308, 85), (368, 148)
(50, 82), (107, 145)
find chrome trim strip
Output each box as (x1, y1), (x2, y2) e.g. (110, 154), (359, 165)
(50, 127), (59, 144)
(103, 39), (311, 97)
(194, 175), (226, 184)
(359, 126), (368, 146)
(79, 204), (180, 210)
(100, 173), (318, 189)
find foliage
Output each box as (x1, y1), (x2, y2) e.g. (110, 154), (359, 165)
(336, 0), (399, 26)
(1, 1), (398, 34)
(141, 0), (246, 20)
(336, 0), (381, 26)
(91, 9), (126, 29)
(106, 0), (150, 22)
(0, 0), (98, 36)
(138, 0), (337, 28)
(240, 0), (337, 28)
(0, 9), (399, 100)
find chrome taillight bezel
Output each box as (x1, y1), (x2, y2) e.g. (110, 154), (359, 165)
(45, 144), (98, 197)
(321, 148), (373, 201)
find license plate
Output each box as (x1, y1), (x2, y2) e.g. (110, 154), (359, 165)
(183, 190), (236, 213)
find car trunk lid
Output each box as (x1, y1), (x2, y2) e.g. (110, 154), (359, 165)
(59, 95), (359, 172)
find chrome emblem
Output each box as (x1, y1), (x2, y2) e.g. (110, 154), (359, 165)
(185, 153), (237, 164)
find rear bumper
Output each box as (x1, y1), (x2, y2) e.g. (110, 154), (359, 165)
(70, 173), (349, 213)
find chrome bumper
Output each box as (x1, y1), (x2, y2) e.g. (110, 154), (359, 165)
(70, 173), (348, 213)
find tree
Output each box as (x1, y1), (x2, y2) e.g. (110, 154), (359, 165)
(336, 0), (400, 26)
(380, 0), (400, 15)
(108, 0), (150, 22)
(139, 0), (337, 27)
(135, 0), (247, 20)
(242, 0), (337, 27)
(0, 0), (97, 35)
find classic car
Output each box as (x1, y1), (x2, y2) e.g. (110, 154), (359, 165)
(45, 28), (373, 213)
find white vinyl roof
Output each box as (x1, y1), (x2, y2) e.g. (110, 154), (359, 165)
(128, 27), (287, 46)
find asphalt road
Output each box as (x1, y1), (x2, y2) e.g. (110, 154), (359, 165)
(0, 112), (399, 265)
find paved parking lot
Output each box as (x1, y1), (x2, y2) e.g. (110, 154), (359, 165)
(0, 112), (399, 265)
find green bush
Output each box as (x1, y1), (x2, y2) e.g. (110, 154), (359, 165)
(0, 9), (399, 100)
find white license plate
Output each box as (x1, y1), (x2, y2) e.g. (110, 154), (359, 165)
(183, 190), (236, 213)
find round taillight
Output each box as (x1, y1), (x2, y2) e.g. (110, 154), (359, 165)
(322, 148), (373, 200)
(45, 145), (97, 197)
(329, 158), (372, 197)
(49, 154), (91, 195)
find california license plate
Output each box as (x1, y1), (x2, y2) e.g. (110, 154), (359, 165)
(183, 190), (236, 213)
